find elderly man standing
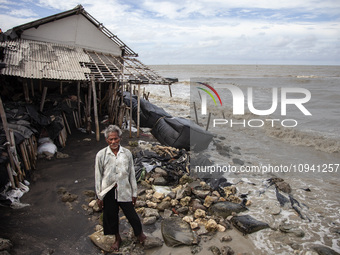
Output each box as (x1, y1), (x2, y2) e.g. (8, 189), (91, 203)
(95, 125), (146, 252)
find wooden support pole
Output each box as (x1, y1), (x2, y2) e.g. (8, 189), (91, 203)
(206, 112), (211, 131)
(91, 77), (100, 141)
(30, 79), (34, 97)
(129, 84), (133, 138)
(137, 83), (141, 138)
(98, 83), (102, 116)
(60, 81), (63, 95)
(23, 80), (30, 103)
(168, 84), (172, 97)
(87, 81), (92, 133)
(193, 101), (199, 125)
(0, 97), (16, 187)
(39, 80), (42, 93)
(6, 163), (16, 189)
(62, 112), (71, 135)
(77, 81), (81, 126)
(40, 86), (48, 112)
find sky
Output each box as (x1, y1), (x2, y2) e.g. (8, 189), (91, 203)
(1, 0), (340, 65)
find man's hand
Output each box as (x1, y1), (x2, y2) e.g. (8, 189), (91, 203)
(132, 197), (137, 206)
(97, 199), (104, 210)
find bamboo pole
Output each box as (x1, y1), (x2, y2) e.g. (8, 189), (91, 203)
(20, 143), (30, 171)
(91, 77), (100, 141)
(168, 84), (172, 97)
(40, 86), (48, 112)
(6, 163), (16, 189)
(62, 112), (72, 135)
(137, 83), (141, 138)
(9, 130), (24, 180)
(98, 83), (102, 116)
(87, 82), (92, 133)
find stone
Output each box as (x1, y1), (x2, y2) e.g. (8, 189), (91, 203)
(223, 186), (237, 197)
(135, 200), (146, 208)
(220, 235), (232, 242)
(143, 236), (163, 250)
(146, 201), (157, 209)
(275, 181), (292, 194)
(227, 195), (242, 203)
(61, 192), (78, 202)
(194, 209), (206, 218)
(179, 175), (194, 185)
(232, 158), (244, 165)
(209, 246), (221, 255)
(177, 206), (189, 215)
(145, 193), (153, 200)
(0, 238), (12, 251)
(231, 215), (269, 234)
(143, 208), (160, 218)
(203, 195), (219, 207)
(162, 196), (171, 202)
(312, 245), (340, 255)
(157, 201), (171, 211)
(191, 245), (203, 254)
(205, 219), (218, 232)
(212, 191), (221, 198)
(163, 209), (173, 218)
(200, 181), (211, 190)
(143, 216), (157, 225)
(221, 245), (235, 255)
(83, 190), (96, 197)
(209, 201), (247, 218)
(180, 196), (191, 207)
(154, 167), (168, 177)
(154, 177), (167, 186)
(167, 191), (176, 199)
(217, 224), (226, 232)
(190, 222), (199, 230)
(192, 189), (210, 198)
(153, 191), (165, 201)
(89, 200), (97, 208)
(192, 200), (206, 211)
(279, 224), (305, 237)
(170, 199), (179, 207)
(183, 215), (194, 223)
(161, 217), (196, 247)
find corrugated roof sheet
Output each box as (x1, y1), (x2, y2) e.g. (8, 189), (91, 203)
(0, 39), (91, 80)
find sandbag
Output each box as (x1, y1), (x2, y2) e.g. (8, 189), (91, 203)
(123, 92), (171, 128)
(151, 117), (213, 151)
(161, 217), (196, 247)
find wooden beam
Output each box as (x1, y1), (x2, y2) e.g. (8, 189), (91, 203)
(40, 86), (48, 112)
(137, 83), (141, 138)
(91, 77), (100, 141)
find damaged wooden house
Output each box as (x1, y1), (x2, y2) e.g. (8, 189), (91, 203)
(0, 5), (170, 192)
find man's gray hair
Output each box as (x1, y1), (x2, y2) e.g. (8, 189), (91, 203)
(104, 125), (122, 138)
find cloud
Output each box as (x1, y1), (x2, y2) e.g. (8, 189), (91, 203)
(8, 9), (38, 18)
(1, 0), (339, 64)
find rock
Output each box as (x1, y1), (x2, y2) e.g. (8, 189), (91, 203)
(183, 215), (194, 223)
(179, 175), (194, 185)
(223, 186), (237, 197)
(180, 196), (191, 207)
(153, 192), (165, 202)
(154, 177), (167, 186)
(171, 199), (179, 207)
(143, 236), (163, 250)
(221, 245), (235, 255)
(192, 199), (206, 211)
(312, 246), (340, 255)
(135, 200), (146, 208)
(162, 196), (171, 202)
(200, 181), (211, 190)
(143, 208), (160, 218)
(227, 195), (242, 203)
(217, 224), (226, 232)
(275, 181), (292, 194)
(89, 231), (116, 252)
(0, 238), (12, 251)
(157, 201), (171, 211)
(212, 191), (221, 197)
(190, 222), (199, 230)
(209, 201), (247, 218)
(176, 185), (191, 200)
(143, 216), (157, 225)
(279, 224), (305, 237)
(154, 167), (168, 177)
(191, 245), (203, 254)
(264, 201), (281, 215)
(89, 200), (97, 208)
(56, 151), (69, 158)
(232, 158), (244, 165)
(146, 201), (157, 209)
(167, 191), (176, 199)
(209, 245), (221, 255)
(205, 219), (218, 232)
(177, 206), (189, 215)
(161, 217), (197, 247)
(57, 187), (67, 194)
(163, 209), (173, 218)
(192, 188), (211, 198)
(203, 195), (219, 207)
(231, 215), (269, 234)
(194, 209), (206, 218)
(61, 192), (78, 202)
(220, 235), (232, 242)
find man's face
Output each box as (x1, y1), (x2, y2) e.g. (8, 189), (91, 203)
(106, 132), (121, 150)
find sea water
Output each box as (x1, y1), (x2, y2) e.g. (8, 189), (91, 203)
(144, 65), (340, 254)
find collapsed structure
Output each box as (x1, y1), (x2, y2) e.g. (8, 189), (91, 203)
(0, 5), (170, 193)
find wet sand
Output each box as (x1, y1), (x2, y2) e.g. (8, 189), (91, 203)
(0, 128), (259, 255)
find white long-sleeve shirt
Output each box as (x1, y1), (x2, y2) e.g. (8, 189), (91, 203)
(95, 145), (137, 201)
